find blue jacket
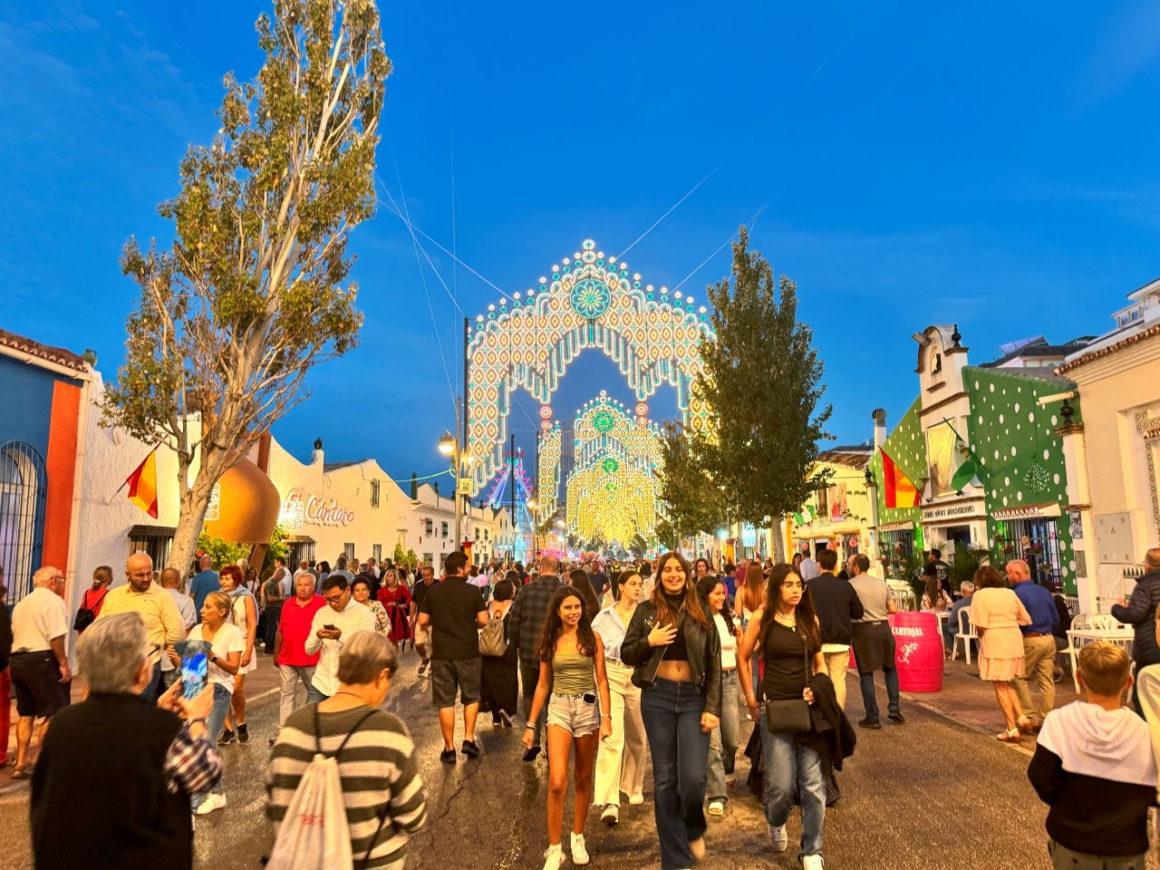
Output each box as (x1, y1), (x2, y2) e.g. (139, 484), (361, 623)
(1111, 568), (1160, 666)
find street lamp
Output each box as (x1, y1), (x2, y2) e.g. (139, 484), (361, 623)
(435, 430), (465, 555)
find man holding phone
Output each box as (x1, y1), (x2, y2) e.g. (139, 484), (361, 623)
(304, 575), (375, 704)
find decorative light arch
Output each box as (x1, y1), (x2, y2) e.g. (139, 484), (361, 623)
(467, 239), (714, 491)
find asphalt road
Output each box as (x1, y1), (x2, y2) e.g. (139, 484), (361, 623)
(2, 654), (1153, 870)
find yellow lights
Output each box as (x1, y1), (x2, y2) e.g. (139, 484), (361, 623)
(437, 431), (456, 457)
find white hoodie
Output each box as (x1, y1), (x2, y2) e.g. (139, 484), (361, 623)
(1037, 700), (1156, 787)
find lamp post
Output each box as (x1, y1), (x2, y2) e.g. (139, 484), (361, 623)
(527, 499), (538, 558)
(438, 430), (463, 555)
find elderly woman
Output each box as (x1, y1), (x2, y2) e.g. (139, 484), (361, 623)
(378, 569), (413, 648)
(267, 632), (427, 867)
(971, 566), (1032, 743)
(352, 576), (389, 635)
(31, 613), (218, 869)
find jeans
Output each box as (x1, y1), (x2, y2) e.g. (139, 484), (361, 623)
(706, 669), (739, 802)
(160, 641), (187, 692)
(306, 684), (329, 705)
(593, 660), (646, 806)
(191, 684), (232, 807)
(520, 658), (548, 748)
(640, 678), (710, 870)
(760, 716), (825, 859)
(142, 662), (162, 699)
(278, 664), (316, 725)
(859, 665), (900, 723)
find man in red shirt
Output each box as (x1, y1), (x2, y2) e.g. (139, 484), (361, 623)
(270, 573), (325, 743)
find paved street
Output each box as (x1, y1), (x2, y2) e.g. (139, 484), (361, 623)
(0, 653), (1153, 870)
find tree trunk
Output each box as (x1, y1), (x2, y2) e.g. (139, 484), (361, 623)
(167, 450), (227, 576)
(771, 520), (786, 563)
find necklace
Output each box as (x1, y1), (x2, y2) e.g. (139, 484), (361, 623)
(774, 610), (797, 628)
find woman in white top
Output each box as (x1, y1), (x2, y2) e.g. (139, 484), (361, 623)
(590, 571), (648, 826)
(184, 590), (243, 814)
(699, 574), (741, 816)
(218, 565), (257, 745)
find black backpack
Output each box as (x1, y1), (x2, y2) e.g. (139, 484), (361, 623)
(73, 588), (107, 632)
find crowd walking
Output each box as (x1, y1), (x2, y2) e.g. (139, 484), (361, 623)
(8, 545), (1160, 870)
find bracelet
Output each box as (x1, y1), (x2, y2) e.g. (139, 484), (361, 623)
(601, 714), (612, 719)
(525, 724), (536, 730)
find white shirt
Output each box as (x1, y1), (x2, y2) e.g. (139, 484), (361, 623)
(713, 613), (737, 670)
(11, 587), (69, 654)
(186, 622), (245, 692)
(304, 599), (376, 697)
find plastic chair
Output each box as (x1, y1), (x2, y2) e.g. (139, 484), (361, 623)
(1071, 612), (1089, 631)
(952, 606), (979, 665)
(1091, 614), (1119, 632)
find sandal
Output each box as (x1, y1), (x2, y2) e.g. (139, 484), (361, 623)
(11, 765), (31, 780)
(996, 728), (1022, 744)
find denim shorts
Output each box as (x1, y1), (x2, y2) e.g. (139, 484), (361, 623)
(547, 692), (601, 736)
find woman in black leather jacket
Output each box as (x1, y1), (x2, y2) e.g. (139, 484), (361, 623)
(622, 552), (721, 870)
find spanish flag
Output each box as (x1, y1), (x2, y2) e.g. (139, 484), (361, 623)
(125, 449), (159, 518)
(880, 447), (920, 509)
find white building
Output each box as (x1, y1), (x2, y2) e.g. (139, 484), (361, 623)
(408, 481), (512, 572)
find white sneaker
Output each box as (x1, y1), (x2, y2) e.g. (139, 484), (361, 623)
(542, 844), (563, 870)
(707, 799), (725, 816)
(802, 855), (825, 870)
(628, 792), (645, 805)
(571, 832), (590, 865)
(195, 792), (227, 815)
(600, 803), (619, 825)
(768, 823), (788, 852)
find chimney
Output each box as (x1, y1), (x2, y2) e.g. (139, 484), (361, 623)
(872, 409), (887, 449)
(311, 438), (324, 464)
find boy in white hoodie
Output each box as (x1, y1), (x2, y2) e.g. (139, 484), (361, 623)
(1028, 641), (1157, 870)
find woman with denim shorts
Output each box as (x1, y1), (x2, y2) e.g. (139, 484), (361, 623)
(738, 563), (826, 870)
(522, 586), (612, 870)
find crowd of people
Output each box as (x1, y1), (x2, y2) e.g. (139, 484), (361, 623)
(3, 543), (1160, 870)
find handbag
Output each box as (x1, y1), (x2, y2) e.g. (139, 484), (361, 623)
(763, 626), (812, 735)
(72, 589), (106, 632)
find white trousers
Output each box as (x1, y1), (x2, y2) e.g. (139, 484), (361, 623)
(593, 659), (647, 806)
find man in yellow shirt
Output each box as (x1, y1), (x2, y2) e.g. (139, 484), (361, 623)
(96, 553), (184, 698)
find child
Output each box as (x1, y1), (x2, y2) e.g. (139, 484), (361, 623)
(1027, 641), (1157, 870)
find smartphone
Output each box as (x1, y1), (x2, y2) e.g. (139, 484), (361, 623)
(181, 652), (209, 700)
(582, 692), (597, 704)
(324, 624), (337, 631)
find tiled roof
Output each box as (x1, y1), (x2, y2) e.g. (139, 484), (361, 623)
(1055, 322), (1160, 375)
(0, 327), (89, 373)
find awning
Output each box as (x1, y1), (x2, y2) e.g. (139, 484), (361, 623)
(128, 524), (177, 539)
(992, 502), (1062, 521)
(284, 535), (317, 544)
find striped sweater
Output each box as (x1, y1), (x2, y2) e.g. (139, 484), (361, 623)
(266, 705), (427, 869)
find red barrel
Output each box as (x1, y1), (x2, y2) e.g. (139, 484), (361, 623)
(888, 611), (943, 693)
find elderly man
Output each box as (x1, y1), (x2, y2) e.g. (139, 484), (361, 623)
(97, 553), (184, 699)
(31, 613), (218, 870)
(10, 566), (70, 779)
(272, 572), (325, 741)
(1009, 559), (1058, 733)
(850, 554), (904, 727)
(1112, 549), (1160, 699)
(944, 581), (975, 656)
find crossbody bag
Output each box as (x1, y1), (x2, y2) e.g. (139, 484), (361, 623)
(763, 623), (812, 735)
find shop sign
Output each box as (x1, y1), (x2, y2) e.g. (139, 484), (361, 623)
(921, 502), (984, 523)
(284, 490), (355, 527)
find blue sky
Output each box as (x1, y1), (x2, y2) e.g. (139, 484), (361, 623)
(4, 0), (1160, 488)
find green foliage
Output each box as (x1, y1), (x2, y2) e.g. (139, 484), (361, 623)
(656, 421), (729, 539)
(690, 228), (832, 557)
(948, 544), (992, 593)
(392, 543), (407, 566)
(265, 523), (290, 567)
(100, 0), (391, 573)
(195, 532), (250, 571)
(404, 549), (418, 570)
(654, 519), (679, 551)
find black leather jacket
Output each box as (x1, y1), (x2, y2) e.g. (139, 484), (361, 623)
(1111, 568), (1160, 666)
(622, 602), (722, 717)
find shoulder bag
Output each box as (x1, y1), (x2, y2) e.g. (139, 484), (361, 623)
(763, 623), (812, 735)
(73, 588), (107, 632)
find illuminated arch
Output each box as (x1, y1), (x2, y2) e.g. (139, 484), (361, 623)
(467, 239), (714, 491)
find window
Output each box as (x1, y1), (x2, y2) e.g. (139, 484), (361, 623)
(128, 525), (176, 575)
(424, 518), (433, 536)
(373, 543), (382, 561)
(343, 542), (355, 559)
(370, 479), (381, 509)
(441, 521), (449, 538)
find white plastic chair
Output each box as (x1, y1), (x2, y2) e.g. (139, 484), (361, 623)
(952, 606), (979, 665)
(1071, 612), (1090, 631)
(1091, 614), (1119, 632)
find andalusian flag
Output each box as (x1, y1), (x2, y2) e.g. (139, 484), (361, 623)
(944, 419), (985, 493)
(125, 449), (159, 518)
(792, 505), (818, 525)
(880, 447), (920, 508)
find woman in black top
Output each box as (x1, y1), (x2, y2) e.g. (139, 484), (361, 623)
(622, 552), (721, 870)
(738, 563), (826, 869)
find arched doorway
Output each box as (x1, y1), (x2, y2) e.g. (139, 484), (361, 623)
(0, 441), (47, 603)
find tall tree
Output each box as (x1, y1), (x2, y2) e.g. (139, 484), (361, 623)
(101, 0), (391, 572)
(691, 228), (832, 561)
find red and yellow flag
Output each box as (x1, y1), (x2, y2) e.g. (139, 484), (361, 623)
(125, 449), (159, 518)
(881, 447), (919, 509)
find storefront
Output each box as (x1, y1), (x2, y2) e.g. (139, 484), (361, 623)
(790, 448), (874, 563)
